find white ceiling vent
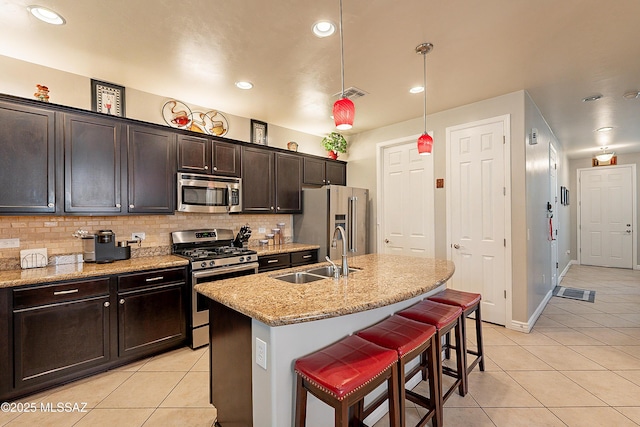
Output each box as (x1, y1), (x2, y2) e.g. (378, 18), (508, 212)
(333, 86), (368, 100)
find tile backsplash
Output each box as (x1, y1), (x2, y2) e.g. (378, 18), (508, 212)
(0, 213), (292, 270)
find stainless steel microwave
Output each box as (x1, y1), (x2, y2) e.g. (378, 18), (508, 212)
(177, 173), (242, 213)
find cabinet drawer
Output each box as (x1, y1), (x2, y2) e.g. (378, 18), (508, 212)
(258, 253), (290, 271)
(118, 267), (186, 292)
(291, 250), (318, 266)
(13, 278), (110, 310)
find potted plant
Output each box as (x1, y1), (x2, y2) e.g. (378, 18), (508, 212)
(321, 131), (347, 159)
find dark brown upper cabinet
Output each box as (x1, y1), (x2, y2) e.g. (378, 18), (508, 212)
(242, 147), (302, 214)
(302, 157), (346, 186)
(63, 113), (125, 214)
(127, 125), (176, 214)
(178, 134), (241, 177)
(0, 101), (56, 213)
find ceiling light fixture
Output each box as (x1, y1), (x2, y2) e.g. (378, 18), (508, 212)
(312, 20), (335, 38)
(27, 5), (65, 25)
(595, 146), (615, 162)
(582, 94), (603, 102)
(409, 86), (424, 94)
(623, 90), (640, 100)
(332, 0), (354, 130)
(235, 81), (253, 90)
(596, 126), (613, 132)
(416, 42), (434, 155)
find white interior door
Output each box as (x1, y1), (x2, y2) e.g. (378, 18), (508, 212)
(447, 116), (508, 325)
(549, 143), (559, 287)
(379, 139), (434, 256)
(579, 165), (634, 268)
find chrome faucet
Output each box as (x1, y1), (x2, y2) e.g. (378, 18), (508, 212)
(330, 225), (349, 277)
(325, 256), (340, 279)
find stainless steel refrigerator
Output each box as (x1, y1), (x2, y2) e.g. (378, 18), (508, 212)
(293, 185), (368, 261)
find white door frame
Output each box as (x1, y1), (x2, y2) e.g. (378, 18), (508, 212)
(549, 142), (559, 287)
(445, 114), (513, 328)
(376, 133), (435, 254)
(577, 164), (637, 269)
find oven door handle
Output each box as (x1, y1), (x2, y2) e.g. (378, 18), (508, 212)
(192, 262), (259, 280)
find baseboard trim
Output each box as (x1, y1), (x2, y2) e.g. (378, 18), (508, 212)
(558, 260), (576, 285)
(509, 288), (553, 333)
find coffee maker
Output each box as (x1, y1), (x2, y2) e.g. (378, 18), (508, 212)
(82, 230), (132, 263)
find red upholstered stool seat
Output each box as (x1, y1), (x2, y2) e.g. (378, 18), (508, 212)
(398, 299), (465, 408)
(428, 289), (485, 393)
(357, 315), (441, 427)
(294, 334), (400, 427)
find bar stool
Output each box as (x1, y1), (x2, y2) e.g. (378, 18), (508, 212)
(428, 289), (484, 395)
(294, 334), (401, 427)
(398, 299), (465, 407)
(357, 315), (441, 427)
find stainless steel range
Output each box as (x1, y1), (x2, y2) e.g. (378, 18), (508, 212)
(171, 229), (258, 349)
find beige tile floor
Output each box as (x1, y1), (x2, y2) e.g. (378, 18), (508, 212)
(2, 264), (640, 426)
(374, 264), (640, 426)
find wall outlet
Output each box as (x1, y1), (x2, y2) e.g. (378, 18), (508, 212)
(256, 338), (267, 370)
(258, 227), (266, 233)
(0, 238), (20, 249)
(132, 232), (146, 240)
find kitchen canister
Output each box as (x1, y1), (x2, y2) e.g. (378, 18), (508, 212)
(277, 222), (286, 244)
(271, 228), (281, 245)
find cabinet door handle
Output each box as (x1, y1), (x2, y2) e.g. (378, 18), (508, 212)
(277, 206), (281, 211)
(129, 204), (135, 209)
(104, 301), (110, 307)
(115, 203), (121, 208)
(119, 299), (125, 304)
(204, 165), (209, 170)
(270, 206), (274, 211)
(47, 203), (54, 208)
(327, 180), (331, 184)
(213, 166), (218, 171)
(302, 255), (312, 259)
(53, 289), (78, 296)
(145, 276), (164, 282)
(267, 259), (279, 264)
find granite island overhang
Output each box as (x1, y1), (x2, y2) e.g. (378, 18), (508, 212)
(195, 253), (455, 427)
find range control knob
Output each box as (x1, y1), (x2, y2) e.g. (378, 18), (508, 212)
(246, 256), (252, 261)
(200, 262), (207, 268)
(209, 261), (216, 267)
(239, 257), (245, 262)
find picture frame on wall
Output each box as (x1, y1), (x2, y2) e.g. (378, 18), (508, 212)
(251, 119), (268, 145)
(91, 79), (126, 117)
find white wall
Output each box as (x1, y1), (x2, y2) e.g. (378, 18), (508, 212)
(0, 54), (330, 159)
(348, 91), (534, 322)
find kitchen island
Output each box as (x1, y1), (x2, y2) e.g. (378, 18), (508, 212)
(195, 253), (455, 427)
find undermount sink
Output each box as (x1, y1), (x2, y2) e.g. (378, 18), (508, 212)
(305, 266), (361, 277)
(274, 272), (326, 284)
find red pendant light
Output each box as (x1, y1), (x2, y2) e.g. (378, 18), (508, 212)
(333, 97), (354, 130)
(416, 42), (433, 155)
(333, 0), (354, 130)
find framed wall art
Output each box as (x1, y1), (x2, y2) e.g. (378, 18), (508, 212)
(91, 79), (126, 117)
(251, 119), (268, 145)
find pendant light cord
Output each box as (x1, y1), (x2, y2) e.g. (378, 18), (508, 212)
(422, 50), (427, 134)
(339, 0), (345, 98)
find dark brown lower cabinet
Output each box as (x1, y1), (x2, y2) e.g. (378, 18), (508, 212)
(118, 284), (185, 359)
(13, 294), (110, 390)
(2, 267), (187, 401)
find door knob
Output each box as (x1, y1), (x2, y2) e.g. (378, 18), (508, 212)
(384, 239), (390, 244)
(453, 244), (460, 249)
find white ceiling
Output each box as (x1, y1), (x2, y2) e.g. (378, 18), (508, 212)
(2, 0), (640, 159)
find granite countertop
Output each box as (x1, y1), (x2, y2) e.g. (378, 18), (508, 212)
(195, 253), (455, 327)
(0, 255), (189, 288)
(254, 243), (320, 256)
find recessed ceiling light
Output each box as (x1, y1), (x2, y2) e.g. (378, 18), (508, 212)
(312, 20), (335, 38)
(28, 5), (65, 25)
(235, 81), (253, 90)
(582, 94), (603, 102)
(596, 127), (613, 132)
(623, 90), (640, 100)
(409, 86), (424, 94)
